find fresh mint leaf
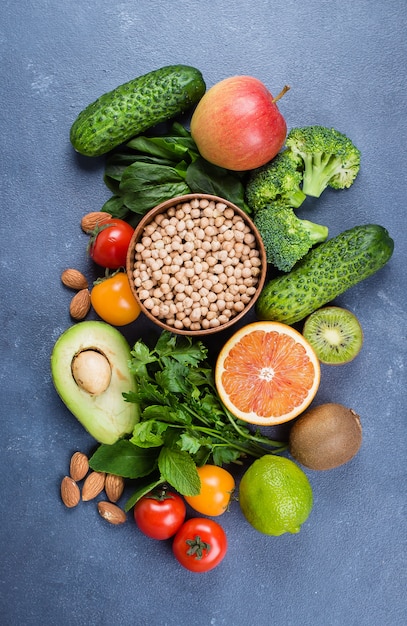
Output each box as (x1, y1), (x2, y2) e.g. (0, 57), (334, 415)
(89, 440), (159, 479)
(158, 447), (200, 496)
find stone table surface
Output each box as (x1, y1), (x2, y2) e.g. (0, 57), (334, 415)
(1, 1), (406, 625)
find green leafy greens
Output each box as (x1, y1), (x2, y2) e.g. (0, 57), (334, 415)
(101, 122), (250, 219)
(89, 331), (286, 509)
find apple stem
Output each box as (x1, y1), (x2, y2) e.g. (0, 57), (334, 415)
(272, 85), (290, 104)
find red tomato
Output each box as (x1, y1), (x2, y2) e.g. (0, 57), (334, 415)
(133, 488), (186, 540)
(172, 518), (228, 573)
(185, 465), (235, 516)
(190, 76), (287, 171)
(91, 272), (141, 326)
(89, 219), (134, 269)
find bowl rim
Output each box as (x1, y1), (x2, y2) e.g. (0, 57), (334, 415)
(126, 193), (267, 335)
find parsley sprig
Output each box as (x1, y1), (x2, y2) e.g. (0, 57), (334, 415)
(89, 331), (286, 508)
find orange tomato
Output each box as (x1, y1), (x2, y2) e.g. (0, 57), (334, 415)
(91, 272), (141, 326)
(185, 465), (235, 516)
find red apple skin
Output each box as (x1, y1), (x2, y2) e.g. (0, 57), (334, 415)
(190, 76), (287, 171)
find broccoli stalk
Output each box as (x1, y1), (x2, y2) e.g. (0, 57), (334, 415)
(245, 149), (306, 212)
(254, 202), (328, 272)
(285, 125), (361, 198)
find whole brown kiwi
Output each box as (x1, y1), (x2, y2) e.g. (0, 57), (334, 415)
(288, 403), (362, 470)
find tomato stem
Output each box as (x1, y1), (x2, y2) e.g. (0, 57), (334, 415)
(185, 536), (211, 560)
(148, 484), (176, 501)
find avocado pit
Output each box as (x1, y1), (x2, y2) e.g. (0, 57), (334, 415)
(71, 349), (112, 395)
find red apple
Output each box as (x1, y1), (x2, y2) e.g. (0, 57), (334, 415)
(190, 76), (288, 171)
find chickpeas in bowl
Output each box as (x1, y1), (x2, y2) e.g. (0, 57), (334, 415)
(126, 194), (267, 335)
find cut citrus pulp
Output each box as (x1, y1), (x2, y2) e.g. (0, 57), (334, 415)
(215, 322), (321, 426)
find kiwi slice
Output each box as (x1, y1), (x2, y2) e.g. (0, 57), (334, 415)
(302, 306), (363, 365)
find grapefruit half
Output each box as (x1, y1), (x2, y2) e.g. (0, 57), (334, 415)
(215, 322), (321, 426)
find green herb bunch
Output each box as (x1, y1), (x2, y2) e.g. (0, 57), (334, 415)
(89, 331), (285, 510)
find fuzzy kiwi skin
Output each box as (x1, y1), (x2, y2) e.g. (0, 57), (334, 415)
(288, 403), (362, 470)
(70, 65), (206, 157)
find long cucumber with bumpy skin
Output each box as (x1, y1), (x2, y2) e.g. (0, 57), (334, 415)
(70, 65), (206, 157)
(255, 224), (394, 325)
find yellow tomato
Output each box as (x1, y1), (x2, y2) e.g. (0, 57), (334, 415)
(185, 465), (235, 516)
(91, 272), (141, 326)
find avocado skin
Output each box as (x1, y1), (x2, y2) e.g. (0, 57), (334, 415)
(51, 321), (139, 444)
(70, 65), (206, 157)
(256, 224), (394, 325)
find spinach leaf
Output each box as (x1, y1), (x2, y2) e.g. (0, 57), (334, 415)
(101, 124), (252, 218)
(185, 157), (250, 213)
(126, 135), (199, 162)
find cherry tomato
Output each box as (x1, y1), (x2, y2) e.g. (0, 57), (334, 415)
(91, 272), (141, 326)
(184, 465), (235, 516)
(89, 219), (134, 269)
(172, 518), (228, 573)
(133, 488), (186, 540)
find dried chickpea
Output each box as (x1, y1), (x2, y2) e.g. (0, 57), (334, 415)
(131, 198), (263, 331)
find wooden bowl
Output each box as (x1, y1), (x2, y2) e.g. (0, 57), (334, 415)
(126, 193), (267, 335)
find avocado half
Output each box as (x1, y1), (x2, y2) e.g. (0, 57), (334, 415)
(51, 321), (139, 444)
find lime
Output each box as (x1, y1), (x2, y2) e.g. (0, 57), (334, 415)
(239, 455), (313, 536)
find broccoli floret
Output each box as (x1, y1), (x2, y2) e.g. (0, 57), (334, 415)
(254, 201), (328, 272)
(285, 125), (361, 198)
(245, 149), (306, 212)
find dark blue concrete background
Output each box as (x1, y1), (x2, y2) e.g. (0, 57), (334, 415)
(1, 1), (406, 625)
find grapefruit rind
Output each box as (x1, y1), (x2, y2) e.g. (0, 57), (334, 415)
(215, 321), (320, 426)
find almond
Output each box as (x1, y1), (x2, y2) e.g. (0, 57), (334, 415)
(69, 289), (91, 320)
(97, 501), (127, 525)
(82, 471), (105, 501)
(105, 474), (125, 503)
(69, 451), (89, 481)
(61, 268), (88, 290)
(61, 476), (81, 508)
(81, 211), (112, 233)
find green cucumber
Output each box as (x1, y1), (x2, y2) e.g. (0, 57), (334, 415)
(256, 224), (394, 325)
(70, 65), (206, 157)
